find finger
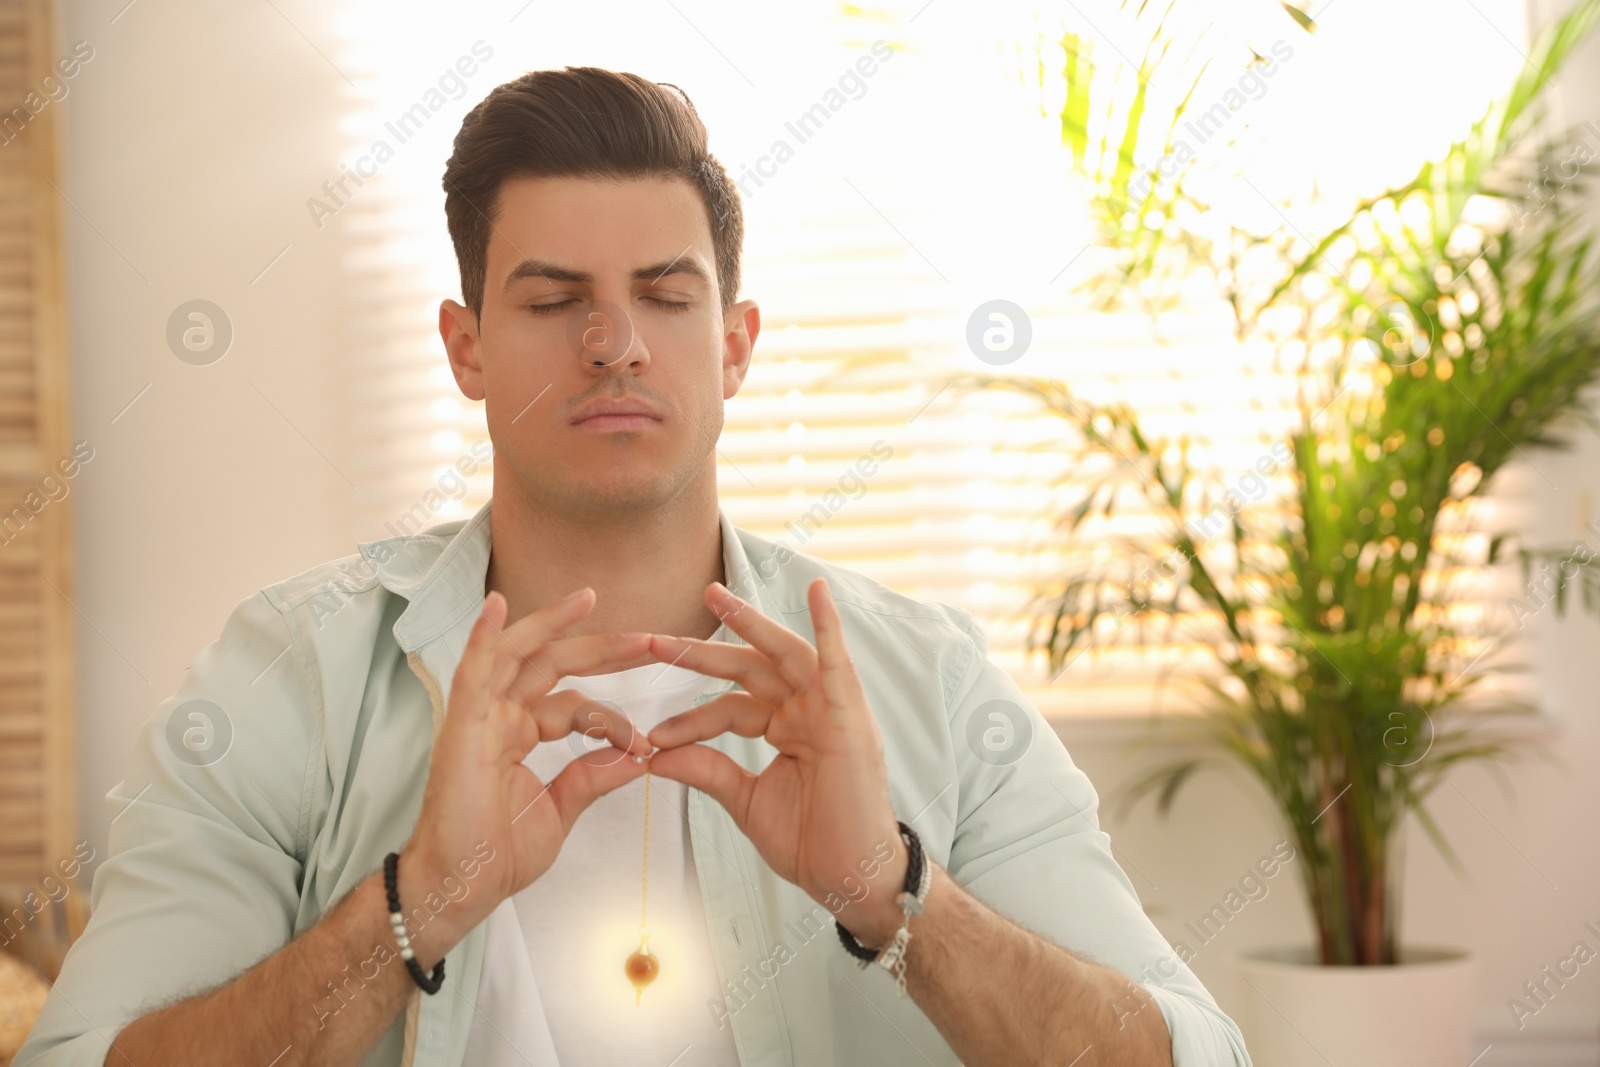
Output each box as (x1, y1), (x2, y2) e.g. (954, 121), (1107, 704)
(508, 688), (587, 763)
(643, 743), (756, 828)
(504, 631), (655, 706)
(509, 689), (652, 766)
(453, 591), (510, 719)
(542, 746), (652, 835)
(647, 691), (773, 750)
(704, 582), (818, 691)
(563, 696), (653, 768)
(484, 586), (599, 694)
(645, 634), (789, 706)
(807, 578), (867, 709)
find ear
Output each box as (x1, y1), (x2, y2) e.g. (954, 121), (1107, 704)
(440, 299), (484, 401)
(721, 298), (760, 400)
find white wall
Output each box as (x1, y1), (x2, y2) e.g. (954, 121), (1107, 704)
(55, 0), (1600, 1061)
(57, 0), (353, 855)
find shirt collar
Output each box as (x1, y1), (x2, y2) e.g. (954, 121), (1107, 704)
(355, 497), (767, 701)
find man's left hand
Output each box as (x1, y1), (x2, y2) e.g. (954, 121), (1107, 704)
(644, 577), (909, 946)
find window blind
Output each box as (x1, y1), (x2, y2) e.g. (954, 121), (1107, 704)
(0, 0), (86, 959)
(332, 0), (1540, 721)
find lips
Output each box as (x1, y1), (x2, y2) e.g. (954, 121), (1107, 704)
(569, 397), (663, 426)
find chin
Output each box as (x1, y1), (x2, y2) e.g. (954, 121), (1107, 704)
(557, 471), (674, 512)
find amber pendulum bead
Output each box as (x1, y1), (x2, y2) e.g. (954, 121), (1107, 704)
(625, 754), (660, 1004)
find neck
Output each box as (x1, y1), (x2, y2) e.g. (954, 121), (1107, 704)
(484, 470), (727, 654)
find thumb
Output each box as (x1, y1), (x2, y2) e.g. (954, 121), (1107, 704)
(543, 748), (649, 834)
(644, 744), (754, 829)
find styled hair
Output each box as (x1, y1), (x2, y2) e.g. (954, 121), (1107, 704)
(442, 66), (743, 319)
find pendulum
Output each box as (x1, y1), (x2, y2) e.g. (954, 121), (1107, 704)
(625, 752), (660, 1004)
(625, 755), (660, 1003)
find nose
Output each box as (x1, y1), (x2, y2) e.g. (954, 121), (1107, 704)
(574, 297), (651, 374)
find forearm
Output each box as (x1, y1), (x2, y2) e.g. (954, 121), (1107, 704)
(106, 857), (458, 1067)
(877, 864), (1174, 1067)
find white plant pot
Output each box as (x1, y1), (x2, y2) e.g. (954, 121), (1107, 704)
(1228, 945), (1476, 1067)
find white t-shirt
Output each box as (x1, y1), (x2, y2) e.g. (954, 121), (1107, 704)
(462, 631), (745, 1067)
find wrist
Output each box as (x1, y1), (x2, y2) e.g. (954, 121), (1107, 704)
(388, 844), (465, 971)
(832, 825), (911, 946)
(834, 821), (918, 947)
(835, 887), (908, 948)
(835, 820), (934, 997)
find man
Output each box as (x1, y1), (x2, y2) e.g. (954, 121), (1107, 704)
(17, 67), (1252, 1066)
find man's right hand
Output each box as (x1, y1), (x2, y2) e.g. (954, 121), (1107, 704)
(100, 587), (659, 1067)
(397, 586), (657, 960)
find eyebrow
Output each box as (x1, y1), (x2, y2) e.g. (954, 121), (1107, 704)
(501, 256), (712, 292)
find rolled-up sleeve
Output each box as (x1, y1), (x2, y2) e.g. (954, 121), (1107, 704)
(16, 590), (320, 1066)
(939, 607), (1253, 1067)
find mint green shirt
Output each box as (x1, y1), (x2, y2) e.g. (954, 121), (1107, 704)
(17, 499), (1252, 1066)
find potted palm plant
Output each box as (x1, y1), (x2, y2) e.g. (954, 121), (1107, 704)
(955, 1), (1600, 1063)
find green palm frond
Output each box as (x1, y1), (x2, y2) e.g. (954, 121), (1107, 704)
(955, 0), (1600, 966)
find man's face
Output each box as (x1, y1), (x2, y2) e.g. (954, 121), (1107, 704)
(441, 174), (758, 518)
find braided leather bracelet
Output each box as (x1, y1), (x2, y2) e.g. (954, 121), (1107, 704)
(836, 820), (930, 995)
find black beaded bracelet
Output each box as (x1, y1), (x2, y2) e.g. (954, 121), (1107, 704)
(836, 820), (924, 962)
(383, 851), (445, 994)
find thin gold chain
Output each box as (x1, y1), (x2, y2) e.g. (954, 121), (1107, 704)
(639, 761), (651, 930)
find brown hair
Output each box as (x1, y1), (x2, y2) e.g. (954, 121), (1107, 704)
(442, 67), (743, 319)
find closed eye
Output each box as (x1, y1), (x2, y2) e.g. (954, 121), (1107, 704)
(528, 296), (691, 316)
